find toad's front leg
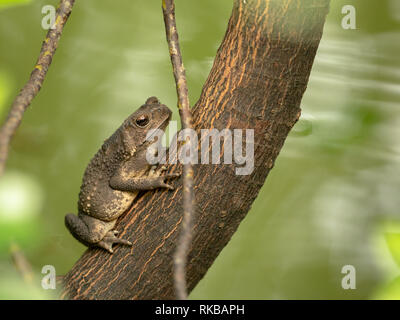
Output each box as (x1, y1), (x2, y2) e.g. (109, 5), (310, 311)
(109, 170), (180, 192)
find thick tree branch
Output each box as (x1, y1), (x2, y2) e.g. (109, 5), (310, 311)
(162, 0), (195, 300)
(62, 0), (330, 299)
(0, 0), (75, 176)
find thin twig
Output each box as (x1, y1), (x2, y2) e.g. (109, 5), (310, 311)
(0, 0), (75, 176)
(10, 243), (34, 284)
(162, 0), (195, 300)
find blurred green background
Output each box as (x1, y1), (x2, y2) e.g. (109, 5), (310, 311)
(0, 0), (399, 299)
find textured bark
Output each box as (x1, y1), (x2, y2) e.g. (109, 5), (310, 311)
(62, 0), (330, 299)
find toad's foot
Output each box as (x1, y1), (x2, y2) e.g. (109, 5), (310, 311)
(149, 166), (181, 190)
(96, 231), (132, 254)
(156, 172), (181, 190)
(149, 165), (168, 177)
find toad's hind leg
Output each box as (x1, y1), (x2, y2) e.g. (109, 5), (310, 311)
(97, 230), (132, 254)
(65, 213), (107, 245)
(65, 213), (131, 253)
(65, 213), (115, 246)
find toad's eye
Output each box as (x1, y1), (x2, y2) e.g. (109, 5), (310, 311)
(135, 115), (149, 127)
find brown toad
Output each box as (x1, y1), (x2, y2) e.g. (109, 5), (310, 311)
(65, 97), (179, 253)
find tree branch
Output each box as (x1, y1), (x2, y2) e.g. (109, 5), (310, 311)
(0, 0), (75, 176)
(61, 0), (330, 299)
(162, 0), (195, 300)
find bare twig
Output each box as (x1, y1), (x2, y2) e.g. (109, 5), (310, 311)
(10, 243), (34, 283)
(0, 0), (75, 176)
(162, 0), (195, 300)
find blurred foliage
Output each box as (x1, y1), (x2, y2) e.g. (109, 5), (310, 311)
(0, 0), (31, 10)
(372, 222), (400, 299)
(0, 172), (43, 252)
(0, 71), (12, 117)
(0, 0), (399, 299)
(386, 231), (400, 267)
(0, 273), (54, 299)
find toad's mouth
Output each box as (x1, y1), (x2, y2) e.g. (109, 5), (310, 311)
(146, 115), (171, 143)
(158, 111), (172, 131)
